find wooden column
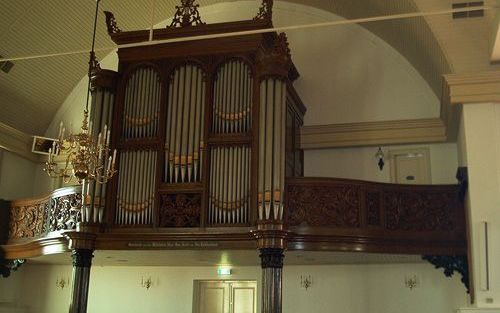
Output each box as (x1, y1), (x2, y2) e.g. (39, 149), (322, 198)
(260, 247), (284, 313)
(253, 222), (288, 313)
(69, 249), (93, 313)
(66, 228), (98, 313)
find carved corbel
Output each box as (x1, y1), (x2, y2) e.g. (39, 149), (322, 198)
(256, 33), (292, 81)
(103, 11), (121, 35)
(1, 250), (25, 278)
(168, 0), (205, 28)
(423, 255), (470, 293)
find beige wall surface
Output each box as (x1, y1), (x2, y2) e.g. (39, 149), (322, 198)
(304, 143), (458, 184)
(460, 103), (500, 309)
(0, 150), (37, 200)
(0, 262), (467, 313)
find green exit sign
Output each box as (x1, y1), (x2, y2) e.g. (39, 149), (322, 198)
(217, 267), (232, 276)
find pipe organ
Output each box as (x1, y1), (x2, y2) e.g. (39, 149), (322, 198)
(88, 0), (305, 228)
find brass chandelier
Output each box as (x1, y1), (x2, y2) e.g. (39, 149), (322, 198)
(44, 0), (117, 185)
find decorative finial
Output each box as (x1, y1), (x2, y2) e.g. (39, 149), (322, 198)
(104, 11), (121, 35)
(254, 0), (273, 21)
(168, 0), (205, 28)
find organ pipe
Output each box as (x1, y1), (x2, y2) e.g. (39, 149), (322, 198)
(258, 78), (286, 222)
(86, 69), (117, 223)
(212, 60), (252, 134)
(208, 146), (251, 225)
(165, 64), (206, 184)
(122, 67), (161, 139)
(116, 150), (157, 225)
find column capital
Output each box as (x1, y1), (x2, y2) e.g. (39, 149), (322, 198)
(252, 222), (289, 249)
(65, 230), (97, 251)
(444, 71), (500, 105)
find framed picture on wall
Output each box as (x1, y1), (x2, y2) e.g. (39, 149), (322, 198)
(31, 136), (57, 155)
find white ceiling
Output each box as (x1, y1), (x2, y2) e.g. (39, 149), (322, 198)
(0, 0), (497, 135)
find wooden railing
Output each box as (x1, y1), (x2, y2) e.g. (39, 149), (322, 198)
(5, 186), (82, 242)
(2, 177), (467, 256)
(285, 177), (467, 254)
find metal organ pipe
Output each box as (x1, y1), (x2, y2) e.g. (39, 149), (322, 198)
(115, 67), (160, 225)
(165, 64), (206, 184)
(207, 58), (253, 226)
(258, 78), (287, 222)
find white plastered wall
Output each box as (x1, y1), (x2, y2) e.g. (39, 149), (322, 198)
(305, 143), (458, 184)
(457, 103), (500, 309)
(0, 262), (467, 313)
(0, 150), (37, 200)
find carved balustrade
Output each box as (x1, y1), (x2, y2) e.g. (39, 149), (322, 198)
(285, 177), (467, 254)
(5, 186), (82, 242)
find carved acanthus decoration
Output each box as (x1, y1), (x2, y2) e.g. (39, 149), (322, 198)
(168, 0), (205, 28)
(286, 185), (360, 227)
(423, 255), (469, 293)
(366, 192), (381, 226)
(385, 191), (456, 231)
(254, 0), (273, 21)
(47, 193), (82, 232)
(104, 11), (121, 35)
(257, 33), (292, 80)
(260, 248), (284, 268)
(9, 201), (48, 239)
(159, 194), (201, 227)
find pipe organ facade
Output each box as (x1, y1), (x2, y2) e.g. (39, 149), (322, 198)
(87, 8), (305, 228)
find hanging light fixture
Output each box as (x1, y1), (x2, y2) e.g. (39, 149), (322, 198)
(44, 0), (116, 185)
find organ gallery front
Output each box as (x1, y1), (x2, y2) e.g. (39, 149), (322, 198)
(0, 1), (469, 313)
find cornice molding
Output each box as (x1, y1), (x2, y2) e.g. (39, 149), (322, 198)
(444, 71), (500, 105)
(300, 118), (446, 149)
(0, 122), (39, 162)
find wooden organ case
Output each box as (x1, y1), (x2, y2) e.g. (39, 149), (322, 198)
(94, 1), (306, 229)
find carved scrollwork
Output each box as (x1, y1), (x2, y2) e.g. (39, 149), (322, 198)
(385, 191), (456, 231)
(366, 192), (381, 226)
(254, 0), (273, 21)
(286, 185), (360, 227)
(159, 193), (201, 227)
(9, 201), (48, 239)
(423, 255), (469, 293)
(104, 11), (121, 35)
(47, 193), (82, 232)
(168, 0), (205, 28)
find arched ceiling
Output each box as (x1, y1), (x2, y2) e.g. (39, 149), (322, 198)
(0, 0), (487, 135)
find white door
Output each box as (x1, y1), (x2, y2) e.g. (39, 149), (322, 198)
(195, 281), (257, 313)
(389, 148), (431, 184)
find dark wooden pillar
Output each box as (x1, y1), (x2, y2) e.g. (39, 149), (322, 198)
(66, 228), (98, 313)
(69, 249), (93, 313)
(253, 222), (288, 313)
(260, 247), (285, 313)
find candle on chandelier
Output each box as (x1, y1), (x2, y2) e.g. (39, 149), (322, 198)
(112, 149), (117, 168)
